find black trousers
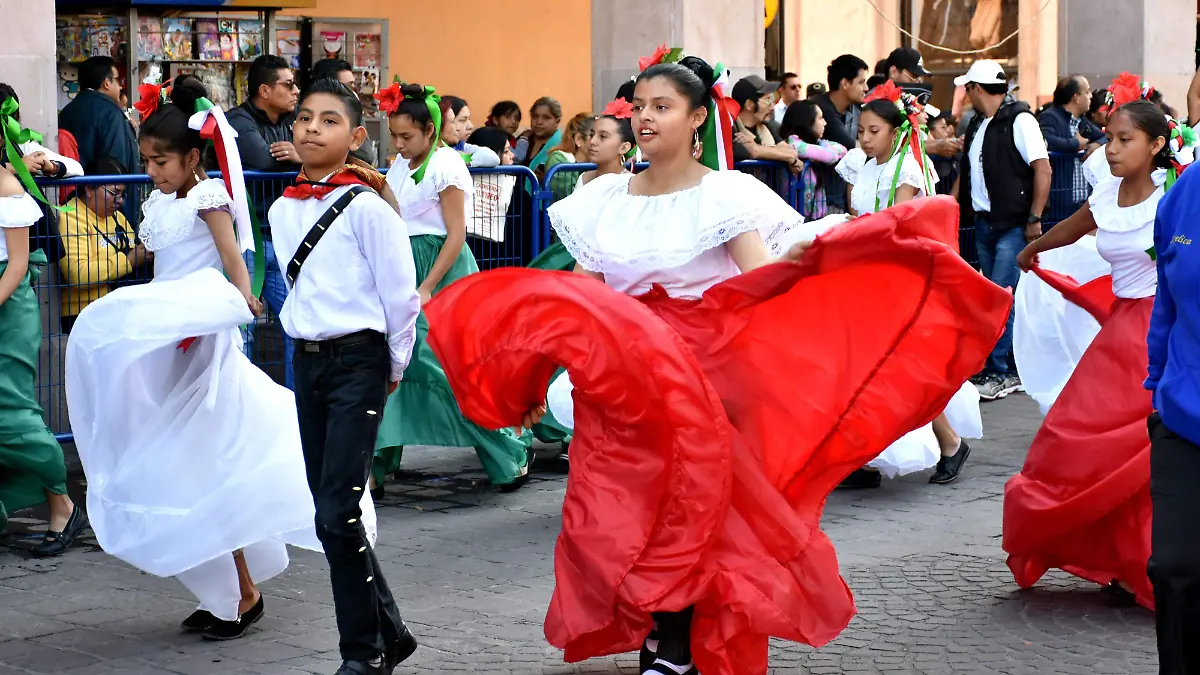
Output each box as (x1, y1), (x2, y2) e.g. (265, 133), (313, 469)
(294, 332), (404, 662)
(1148, 412), (1200, 674)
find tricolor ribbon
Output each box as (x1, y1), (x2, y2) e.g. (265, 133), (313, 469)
(0, 96), (71, 211)
(701, 63), (738, 172)
(1165, 116), (1198, 191)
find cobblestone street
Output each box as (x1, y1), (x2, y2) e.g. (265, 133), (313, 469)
(0, 396), (1157, 674)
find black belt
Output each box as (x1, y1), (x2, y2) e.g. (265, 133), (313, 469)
(295, 329), (385, 354)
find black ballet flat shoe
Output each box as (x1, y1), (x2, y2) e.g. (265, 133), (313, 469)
(370, 484), (385, 501)
(499, 449), (537, 493)
(639, 627), (660, 672)
(201, 595), (264, 641)
(645, 660), (699, 675)
(384, 623), (418, 670)
(1102, 580), (1138, 607)
(929, 440), (972, 485)
(30, 506), (87, 558)
(180, 609), (217, 632)
(838, 468), (882, 490)
(334, 660), (386, 675)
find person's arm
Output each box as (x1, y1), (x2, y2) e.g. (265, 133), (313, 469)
(1188, 67), (1200, 126)
(1083, 118), (1106, 145)
(743, 141), (798, 164)
(21, 141), (84, 177)
(0, 169), (29, 306)
(725, 229), (811, 273)
(354, 198), (421, 382)
(950, 175), (960, 200)
(465, 145), (500, 169)
(571, 263), (604, 282)
(1038, 112), (1085, 154)
(1029, 158), (1052, 238)
(203, 209), (260, 313)
(1146, 211), (1176, 398)
(891, 183), (918, 205)
(790, 138), (843, 165)
(1015, 201), (1097, 271)
(419, 185), (467, 304)
(58, 209), (135, 285)
(227, 110), (291, 172)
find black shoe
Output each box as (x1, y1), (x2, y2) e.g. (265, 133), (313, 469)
(201, 595), (264, 641)
(645, 661), (698, 675)
(639, 626), (660, 672)
(838, 468), (882, 489)
(30, 505), (87, 558)
(370, 484), (385, 501)
(929, 440), (971, 484)
(384, 623), (418, 670)
(1102, 580), (1138, 607)
(180, 609), (217, 633)
(499, 449), (536, 493)
(334, 660), (386, 675)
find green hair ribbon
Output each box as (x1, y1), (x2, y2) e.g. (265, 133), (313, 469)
(1, 96), (72, 211)
(405, 85), (442, 184)
(876, 121), (936, 213)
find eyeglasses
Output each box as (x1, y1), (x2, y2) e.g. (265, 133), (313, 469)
(102, 186), (125, 199)
(275, 79), (298, 91)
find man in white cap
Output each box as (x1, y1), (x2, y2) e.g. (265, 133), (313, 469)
(953, 59), (1051, 406)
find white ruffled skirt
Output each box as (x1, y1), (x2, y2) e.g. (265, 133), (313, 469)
(66, 268), (376, 621)
(1013, 238), (1110, 415)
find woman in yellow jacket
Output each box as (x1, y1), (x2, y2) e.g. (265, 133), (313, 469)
(58, 158), (150, 332)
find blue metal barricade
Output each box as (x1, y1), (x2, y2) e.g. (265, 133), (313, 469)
(466, 166), (542, 269)
(1045, 151), (1090, 229)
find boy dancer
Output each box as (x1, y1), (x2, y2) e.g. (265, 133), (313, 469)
(271, 79), (421, 675)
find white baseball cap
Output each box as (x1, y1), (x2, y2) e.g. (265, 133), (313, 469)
(954, 60), (1008, 87)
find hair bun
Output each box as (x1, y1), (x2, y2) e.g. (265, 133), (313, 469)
(399, 83), (426, 99)
(169, 75), (208, 114)
(678, 56), (716, 91)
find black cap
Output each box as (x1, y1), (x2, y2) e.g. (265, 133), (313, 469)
(732, 75), (780, 106)
(806, 82), (827, 97)
(886, 47), (931, 78)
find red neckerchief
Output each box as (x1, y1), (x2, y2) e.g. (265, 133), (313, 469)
(282, 164), (387, 200)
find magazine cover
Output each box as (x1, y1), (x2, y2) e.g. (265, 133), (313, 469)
(163, 19), (193, 61)
(353, 33), (381, 69)
(277, 29), (301, 69)
(137, 18), (163, 61)
(196, 20), (220, 60)
(218, 20), (238, 60)
(238, 20), (263, 60)
(87, 19), (120, 58)
(57, 20), (87, 62)
(320, 31), (346, 60)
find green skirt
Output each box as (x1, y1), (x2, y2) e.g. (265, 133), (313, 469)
(0, 252), (67, 531)
(528, 241), (577, 272)
(374, 235), (531, 486)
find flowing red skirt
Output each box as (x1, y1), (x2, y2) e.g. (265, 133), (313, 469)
(1003, 267), (1154, 609)
(424, 197), (1012, 675)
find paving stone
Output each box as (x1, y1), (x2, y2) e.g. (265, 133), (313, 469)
(0, 397), (1159, 673)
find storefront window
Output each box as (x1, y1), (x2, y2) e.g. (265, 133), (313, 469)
(904, 0), (1019, 109)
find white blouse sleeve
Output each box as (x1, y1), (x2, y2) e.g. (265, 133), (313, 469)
(0, 193), (43, 228)
(429, 147), (474, 197)
(894, 154), (931, 192)
(185, 178), (233, 214)
(20, 140), (84, 178)
(836, 148), (867, 185)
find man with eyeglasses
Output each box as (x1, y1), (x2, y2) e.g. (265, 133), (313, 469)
(59, 56), (139, 177)
(226, 54), (303, 389)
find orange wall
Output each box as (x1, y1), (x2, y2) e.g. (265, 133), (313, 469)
(286, 0), (594, 130)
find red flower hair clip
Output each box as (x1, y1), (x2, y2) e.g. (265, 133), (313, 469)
(1104, 72), (1155, 113)
(133, 78), (173, 120)
(864, 80), (902, 105)
(602, 98), (634, 119)
(375, 82), (402, 116)
(638, 44), (685, 72)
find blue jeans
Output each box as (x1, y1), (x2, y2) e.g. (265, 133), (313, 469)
(243, 239), (294, 389)
(974, 214), (1023, 377)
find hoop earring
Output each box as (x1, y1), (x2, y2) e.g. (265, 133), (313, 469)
(692, 129), (702, 159)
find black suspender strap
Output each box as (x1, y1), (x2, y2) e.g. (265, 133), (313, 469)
(285, 184), (372, 286)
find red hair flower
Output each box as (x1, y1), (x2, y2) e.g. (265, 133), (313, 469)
(1106, 72), (1155, 111)
(375, 82), (402, 116)
(602, 98), (634, 119)
(133, 79), (172, 120)
(864, 80), (902, 105)
(638, 44), (670, 71)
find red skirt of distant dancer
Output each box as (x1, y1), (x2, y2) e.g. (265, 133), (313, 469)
(424, 197), (1013, 675)
(1004, 266), (1154, 609)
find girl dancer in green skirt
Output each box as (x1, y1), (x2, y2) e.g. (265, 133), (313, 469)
(375, 83), (532, 494)
(0, 165), (85, 557)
